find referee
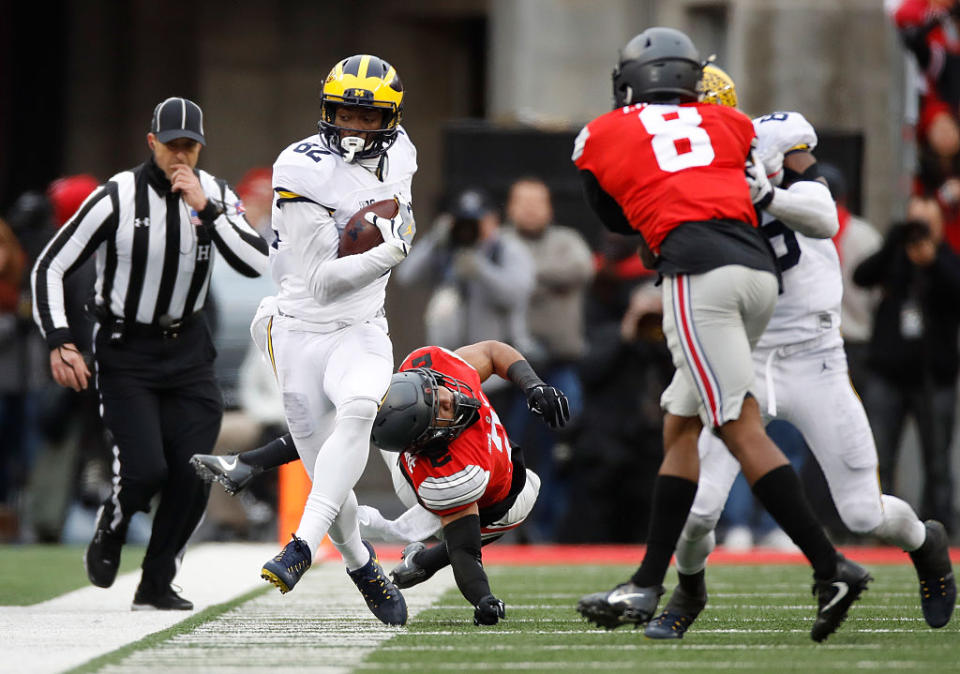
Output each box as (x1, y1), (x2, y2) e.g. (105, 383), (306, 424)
(31, 97), (269, 610)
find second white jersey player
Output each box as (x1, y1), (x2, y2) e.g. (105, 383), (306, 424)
(647, 76), (955, 638)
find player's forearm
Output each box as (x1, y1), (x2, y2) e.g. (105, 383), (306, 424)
(443, 514), (492, 605)
(765, 181), (838, 239)
(302, 244), (404, 303)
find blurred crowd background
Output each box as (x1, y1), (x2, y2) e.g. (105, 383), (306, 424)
(2, 0), (960, 548)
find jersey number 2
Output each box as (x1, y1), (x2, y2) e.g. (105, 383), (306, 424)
(639, 106), (715, 173)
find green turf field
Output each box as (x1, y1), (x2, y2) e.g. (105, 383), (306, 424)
(0, 544), (145, 605)
(4, 551), (958, 673)
(363, 564), (959, 673)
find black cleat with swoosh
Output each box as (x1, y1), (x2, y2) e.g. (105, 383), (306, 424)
(577, 582), (664, 629)
(190, 452), (261, 495)
(811, 554), (872, 642)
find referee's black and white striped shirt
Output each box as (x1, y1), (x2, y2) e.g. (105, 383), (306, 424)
(31, 158), (269, 349)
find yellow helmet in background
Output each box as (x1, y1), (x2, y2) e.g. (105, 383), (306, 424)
(319, 54), (404, 160)
(700, 64), (738, 108)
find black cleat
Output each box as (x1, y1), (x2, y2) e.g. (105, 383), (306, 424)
(644, 582), (708, 640)
(577, 582), (663, 630)
(84, 506), (125, 589)
(348, 540), (408, 626)
(132, 583), (194, 610)
(190, 453), (260, 495)
(909, 520), (956, 628)
(811, 554), (872, 642)
(390, 541), (433, 589)
(261, 534), (312, 594)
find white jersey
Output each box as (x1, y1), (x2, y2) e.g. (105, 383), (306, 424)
(752, 112), (843, 349)
(269, 127), (417, 325)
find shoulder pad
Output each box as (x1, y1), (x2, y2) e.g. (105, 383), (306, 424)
(752, 111), (818, 155)
(387, 126), (418, 176)
(417, 465), (489, 511)
(272, 136), (338, 207)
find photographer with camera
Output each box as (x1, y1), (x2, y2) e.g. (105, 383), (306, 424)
(395, 187), (536, 396)
(854, 195), (960, 536)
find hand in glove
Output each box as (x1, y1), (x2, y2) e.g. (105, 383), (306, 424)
(474, 594), (506, 626)
(365, 200), (416, 256)
(525, 384), (571, 429)
(745, 149), (774, 209)
(759, 148), (784, 187)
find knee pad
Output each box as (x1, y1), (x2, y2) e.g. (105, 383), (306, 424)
(337, 397), (379, 423)
(682, 511), (720, 542)
(835, 496), (883, 534)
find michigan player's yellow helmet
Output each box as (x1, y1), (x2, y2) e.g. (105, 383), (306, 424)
(319, 54), (404, 160)
(700, 64), (738, 108)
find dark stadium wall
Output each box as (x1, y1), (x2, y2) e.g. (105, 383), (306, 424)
(0, 1), (68, 213)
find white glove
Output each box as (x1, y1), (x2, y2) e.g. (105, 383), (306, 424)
(365, 201), (416, 256)
(759, 148), (784, 187)
(745, 149), (774, 208)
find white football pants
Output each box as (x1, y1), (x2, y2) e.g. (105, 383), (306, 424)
(676, 338), (926, 574)
(251, 297), (393, 565)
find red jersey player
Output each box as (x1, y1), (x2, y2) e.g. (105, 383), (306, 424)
(372, 339), (568, 626)
(573, 26), (872, 643)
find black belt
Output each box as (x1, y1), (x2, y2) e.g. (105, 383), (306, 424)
(90, 304), (198, 340)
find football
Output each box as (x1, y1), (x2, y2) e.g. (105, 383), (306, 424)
(338, 199), (396, 257)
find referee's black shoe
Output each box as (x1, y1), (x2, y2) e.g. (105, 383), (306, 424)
(84, 506), (125, 588)
(132, 582), (194, 611)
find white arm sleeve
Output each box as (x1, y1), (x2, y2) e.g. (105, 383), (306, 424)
(765, 179), (839, 239)
(284, 201), (405, 305)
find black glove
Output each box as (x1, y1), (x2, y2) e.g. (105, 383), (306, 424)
(525, 384), (571, 429)
(473, 594), (506, 626)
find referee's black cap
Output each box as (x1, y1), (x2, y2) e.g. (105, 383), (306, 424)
(151, 97), (206, 145)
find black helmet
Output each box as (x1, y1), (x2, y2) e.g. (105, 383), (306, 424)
(372, 368), (481, 453)
(613, 27), (702, 107)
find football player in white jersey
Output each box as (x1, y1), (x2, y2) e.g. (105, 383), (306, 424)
(252, 54), (417, 626)
(644, 65), (955, 640)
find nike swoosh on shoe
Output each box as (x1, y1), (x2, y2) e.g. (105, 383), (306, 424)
(822, 581), (849, 613)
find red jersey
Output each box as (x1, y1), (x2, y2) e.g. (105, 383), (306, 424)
(396, 346), (514, 517)
(574, 102), (758, 254)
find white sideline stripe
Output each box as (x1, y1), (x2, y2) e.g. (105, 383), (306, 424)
(98, 560), (456, 673)
(0, 543), (278, 673)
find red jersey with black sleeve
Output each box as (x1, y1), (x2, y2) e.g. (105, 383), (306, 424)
(574, 102), (757, 253)
(396, 346), (514, 517)
(574, 102), (776, 277)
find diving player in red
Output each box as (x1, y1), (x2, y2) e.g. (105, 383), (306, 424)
(373, 340), (568, 626)
(572, 27), (871, 642)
